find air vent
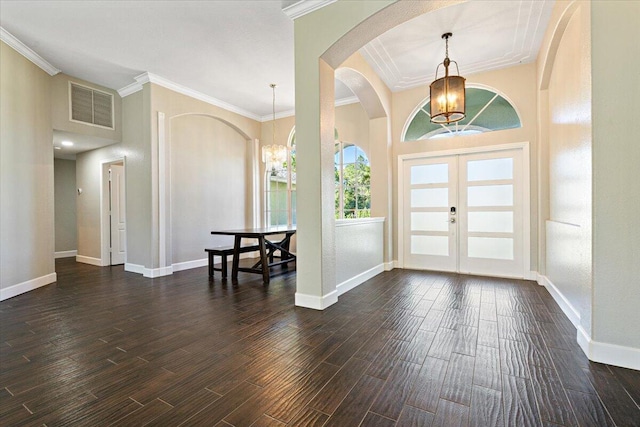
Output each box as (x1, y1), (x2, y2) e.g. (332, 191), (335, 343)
(70, 82), (114, 129)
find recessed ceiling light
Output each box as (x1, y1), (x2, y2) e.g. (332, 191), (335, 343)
(61, 140), (74, 147)
(54, 146), (62, 150)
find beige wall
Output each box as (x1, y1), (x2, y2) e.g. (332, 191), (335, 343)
(0, 41), (54, 292)
(75, 144), (125, 261)
(392, 63), (539, 270)
(335, 102), (370, 152)
(545, 3), (593, 337)
(170, 115), (250, 263)
(150, 83), (261, 268)
(54, 159), (77, 253)
(121, 88), (152, 268)
(51, 73), (122, 142)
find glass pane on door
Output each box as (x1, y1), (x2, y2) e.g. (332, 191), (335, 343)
(468, 185), (513, 206)
(468, 211), (513, 233)
(411, 212), (449, 231)
(411, 163), (448, 184)
(411, 188), (449, 208)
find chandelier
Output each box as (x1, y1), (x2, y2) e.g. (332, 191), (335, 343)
(262, 83), (287, 174)
(430, 32), (466, 124)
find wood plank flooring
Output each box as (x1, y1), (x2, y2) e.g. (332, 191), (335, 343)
(1, 258), (639, 426)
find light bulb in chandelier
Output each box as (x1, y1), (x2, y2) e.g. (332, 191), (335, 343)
(430, 32), (466, 124)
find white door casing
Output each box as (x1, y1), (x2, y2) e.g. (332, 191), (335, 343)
(110, 164), (126, 265)
(399, 143), (529, 279)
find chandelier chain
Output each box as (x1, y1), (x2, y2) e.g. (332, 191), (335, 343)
(271, 83), (276, 145)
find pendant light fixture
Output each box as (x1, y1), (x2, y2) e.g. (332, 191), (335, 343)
(430, 32), (466, 124)
(262, 83), (287, 174)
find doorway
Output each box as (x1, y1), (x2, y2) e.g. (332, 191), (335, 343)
(400, 144), (529, 278)
(101, 159), (126, 266)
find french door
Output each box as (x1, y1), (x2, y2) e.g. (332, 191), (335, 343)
(402, 148), (525, 278)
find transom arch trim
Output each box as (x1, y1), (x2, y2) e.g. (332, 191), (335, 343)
(401, 83), (523, 142)
(169, 112), (253, 141)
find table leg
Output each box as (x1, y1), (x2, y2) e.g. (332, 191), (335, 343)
(232, 235), (242, 279)
(258, 236), (270, 284)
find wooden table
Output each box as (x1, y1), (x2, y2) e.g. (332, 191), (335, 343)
(210, 226), (296, 283)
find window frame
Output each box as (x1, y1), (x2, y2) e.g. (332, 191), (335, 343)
(401, 84), (522, 142)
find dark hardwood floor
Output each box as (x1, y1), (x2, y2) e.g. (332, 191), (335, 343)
(1, 258), (639, 426)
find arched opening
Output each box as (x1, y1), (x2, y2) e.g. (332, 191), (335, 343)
(167, 113), (254, 268)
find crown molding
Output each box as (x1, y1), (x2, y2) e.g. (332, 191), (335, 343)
(258, 95), (360, 122)
(282, 0), (337, 20)
(118, 72), (262, 121)
(0, 27), (60, 76)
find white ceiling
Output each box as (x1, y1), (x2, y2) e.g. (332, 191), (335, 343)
(1, 0), (554, 155)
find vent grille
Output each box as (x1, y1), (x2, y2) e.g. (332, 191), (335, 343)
(70, 83), (114, 129)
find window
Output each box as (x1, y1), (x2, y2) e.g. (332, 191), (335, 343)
(266, 129), (371, 224)
(335, 141), (371, 219)
(403, 87), (520, 141)
(265, 133), (296, 226)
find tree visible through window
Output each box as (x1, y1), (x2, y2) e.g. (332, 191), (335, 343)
(266, 130), (371, 224)
(335, 142), (371, 219)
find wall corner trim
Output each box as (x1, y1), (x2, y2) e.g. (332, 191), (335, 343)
(124, 262), (173, 278)
(295, 290), (338, 310)
(1, 273), (57, 301)
(76, 255), (105, 267)
(55, 250), (78, 259)
(577, 326), (640, 371)
(144, 266), (173, 278)
(337, 263), (384, 296)
(0, 27), (61, 76)
(537, 273), (581, 328)
(384, 261), (396, 271)
(282, 0), (337, 20)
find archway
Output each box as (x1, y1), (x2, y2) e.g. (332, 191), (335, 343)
(293, 1), (458, 309)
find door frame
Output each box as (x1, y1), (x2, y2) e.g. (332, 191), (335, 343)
(397, 142), (531, 279)
(100, 156), (126, 266)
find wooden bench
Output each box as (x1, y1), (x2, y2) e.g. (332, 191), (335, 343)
(205, 245), (259, 278)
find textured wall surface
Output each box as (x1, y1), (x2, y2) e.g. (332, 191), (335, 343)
(546, 5), (593, 336)
(591, 1), (640, 350)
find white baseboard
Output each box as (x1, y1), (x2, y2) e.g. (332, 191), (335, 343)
(384, 260), (396, 271)
(124, 263), (173, 278)
(1, 273), (57, 301)
(538, 273), (640, 370)
(125, 263), (145, 275)
(172, 258), (207, 272)
(172, 252), (258, 273)
(55, 250), (77, 259)
(144, 266), (173, 278)
(577, 326), (640, 371)
(337, 263), (384, 296)
(76, 255), (104, 266)
(524, 270), (538, 280)
(295, 290), (338, 310)
(537, 273), (581, 328)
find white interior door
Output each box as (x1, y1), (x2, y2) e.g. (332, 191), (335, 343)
(403, 156), (458, 272)
(458, 149), (523, 277)
(402, 148), (525, 278)
(110, 164), (126, 265)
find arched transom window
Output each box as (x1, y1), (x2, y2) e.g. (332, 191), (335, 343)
(403, 87), (521, 141)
